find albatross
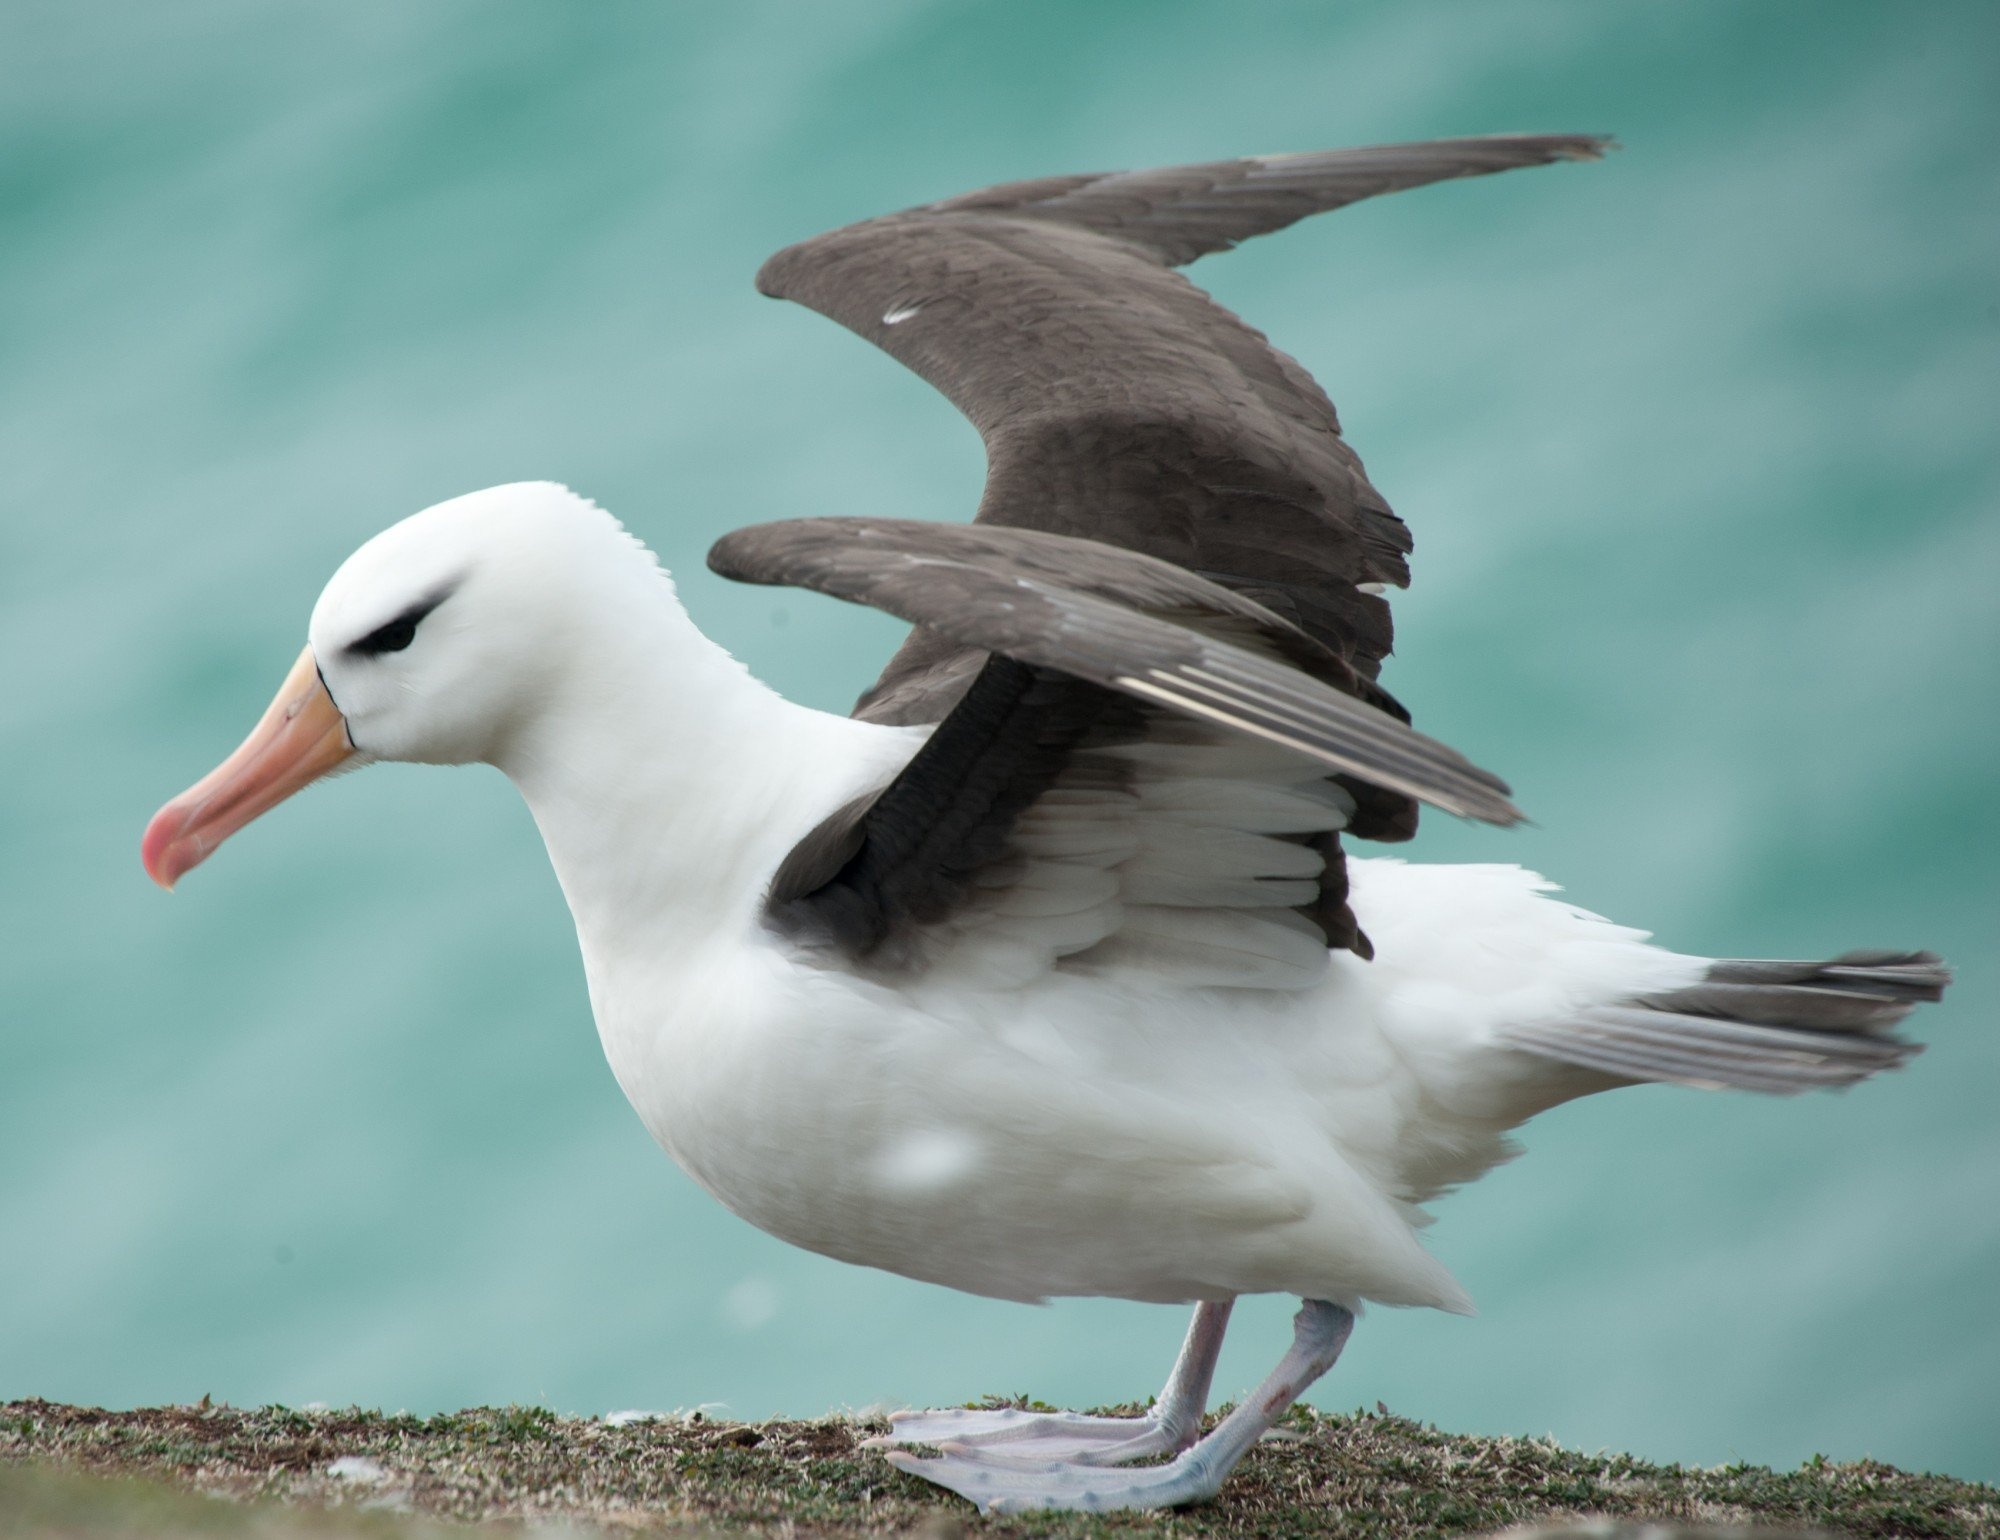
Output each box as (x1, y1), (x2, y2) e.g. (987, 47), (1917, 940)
(141, 135), (1950, 1513)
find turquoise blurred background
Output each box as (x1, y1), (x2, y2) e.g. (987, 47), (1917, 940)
(3, 0), (1996, 1486)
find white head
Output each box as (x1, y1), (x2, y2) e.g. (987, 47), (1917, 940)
(143, 482), (683, 885)
(308, 481), (676, 766)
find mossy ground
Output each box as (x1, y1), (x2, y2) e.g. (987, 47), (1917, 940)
(3, 1398), (1994, 1539)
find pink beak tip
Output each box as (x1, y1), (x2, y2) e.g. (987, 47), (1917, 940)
(140, 646), (352, 894)
(141, 806), (192, 891)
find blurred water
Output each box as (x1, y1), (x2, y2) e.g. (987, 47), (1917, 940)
(3, 0), (1996, 1485)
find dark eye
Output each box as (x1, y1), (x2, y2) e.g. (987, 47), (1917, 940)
(354, 614), (419, 655)
(348, 593), (447, 657)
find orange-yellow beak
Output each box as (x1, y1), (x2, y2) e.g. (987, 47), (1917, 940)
(142, 646), (358, 890)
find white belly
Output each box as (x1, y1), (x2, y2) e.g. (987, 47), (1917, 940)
(584, 860), (1699, 1313)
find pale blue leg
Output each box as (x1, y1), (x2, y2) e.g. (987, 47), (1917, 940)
(882, 1299), (1353, 1514)
(866, 1299), (1232, 1465)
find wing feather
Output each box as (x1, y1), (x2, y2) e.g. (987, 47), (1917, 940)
(914, 136), (1610, 267)
(712, 518), (1519, 826)
(724, 140), (1604, 979)
(757, 134), (1609, 750)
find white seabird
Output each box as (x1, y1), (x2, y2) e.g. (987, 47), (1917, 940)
(142, 137), (1949, 1514)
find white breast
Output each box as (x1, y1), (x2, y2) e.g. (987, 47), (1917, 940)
(594, 857), (1702, 1314)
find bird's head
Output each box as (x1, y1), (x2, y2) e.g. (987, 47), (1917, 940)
(142, 481), (663, 888)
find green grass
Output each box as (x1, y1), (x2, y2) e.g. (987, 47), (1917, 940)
(3, 1398), (1995, 1538)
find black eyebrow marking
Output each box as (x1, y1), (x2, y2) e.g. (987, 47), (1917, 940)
(347, 584), (454, 658)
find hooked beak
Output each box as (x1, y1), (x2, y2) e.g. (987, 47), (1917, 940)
(142, 646), (358, 889)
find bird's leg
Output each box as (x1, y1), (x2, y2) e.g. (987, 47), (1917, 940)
(865, 1298), (1233, 1465)
(881, 1298), (1354, 1513)
(1145, 1295), (1234, 1451)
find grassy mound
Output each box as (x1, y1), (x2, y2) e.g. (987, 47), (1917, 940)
(3, 1398), (1994, 1539)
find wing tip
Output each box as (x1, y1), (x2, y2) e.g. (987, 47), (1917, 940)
(1438, 786), (1529, 830)
(1247, 131), (1617, 173)
(1545, 132), (1620, 162)
(1451, 130), (1620, 162)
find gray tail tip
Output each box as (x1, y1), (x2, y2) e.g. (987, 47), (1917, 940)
(1501, 948), (1947, 1098)
(1704, 949), (1952, 1004)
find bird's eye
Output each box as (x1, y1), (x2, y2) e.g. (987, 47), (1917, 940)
(354, 614), (419, 655)
(348, 594), (446, 657)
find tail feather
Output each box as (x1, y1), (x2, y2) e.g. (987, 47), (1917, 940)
(1639, 981), (1911, 1031)
(1702, 950), (1950, 1002)
(1499, 950), (1950, 1096)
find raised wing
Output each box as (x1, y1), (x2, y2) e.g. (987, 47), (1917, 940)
(913, 136), (1611, 266)
(712, 519), (1519, 825)
(757, 134), (1609, 745)
(736, 137), (1602, 974)
(712, 521), (1519, 980)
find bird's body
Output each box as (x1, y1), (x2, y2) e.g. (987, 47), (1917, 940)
(606, 851), (1700, 1314)
(475, 484), (1690, 1315)
(143, 136), (1950, 1513)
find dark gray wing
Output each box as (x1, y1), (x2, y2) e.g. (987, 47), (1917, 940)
(741, 138), (1600, 970)
(915, 136), (1611, 266)
(711, 520), (1520, 971)
(712, 519), (1519, 824)
(757, 134), (1610, 764)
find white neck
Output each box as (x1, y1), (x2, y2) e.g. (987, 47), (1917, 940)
(491, 579), (907, 993)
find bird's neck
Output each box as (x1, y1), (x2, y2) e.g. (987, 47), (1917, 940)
(491, 585), (904, 987)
